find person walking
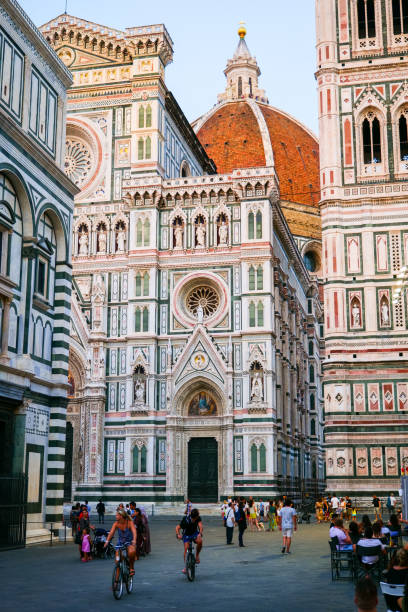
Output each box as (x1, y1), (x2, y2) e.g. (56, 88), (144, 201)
(386, 492), (396, 519)
(372, 495), (382, 521)
(225, 502), (235, 544)
(267, 500), (277, 531)
(139, 506), (151, 554)
(277, 498), (297, 554)
(236, 500), (247, 547)
(96, 498), (105, 524)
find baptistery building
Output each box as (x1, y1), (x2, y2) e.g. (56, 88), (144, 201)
(41, 14), (324, 506)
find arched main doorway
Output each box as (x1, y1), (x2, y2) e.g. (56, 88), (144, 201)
(188, 437), (218, 502)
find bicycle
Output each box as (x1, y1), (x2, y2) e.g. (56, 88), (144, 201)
(185, 539), (196, 582)
(111, 543), (133, 600)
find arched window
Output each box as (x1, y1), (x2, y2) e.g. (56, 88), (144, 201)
(138, 106), (145, 128)
(145, 136), (151, 159)
(357, 0), (376, 39)
(259, 444), (266, 472)
(143, 272), (149, 296)
(399, 111), (408, 160)
(249, 302), (256, 327)
(132, 444), (147, 473)
(310, 393), (315, 411)
(142, 307), (149, 332)
(304, 251), (317, 272)
(257, 266), (263, 290)
(311, 419), (316, 436)
(256, 211), (262, 239)
(309, 364), (315, 383)
(238, 76), (242, 98)
(392, 0), (408, 35)
(249, 77), (253, 96)
(362, 113), (381, 164)
(136, 219), (143, 246)
(248, 212), (254, 239)
(308, 340), (314, 356)
(146, 105), (152, 128)
(251, 444), (258, 472)
(257, 302), (264, 327)
(249, 266), (255, 291)
(144, 219), (150, 246)
(135, 272), (142, 296)
(135, 308), (141, 332)
(138, 138), (144, 160)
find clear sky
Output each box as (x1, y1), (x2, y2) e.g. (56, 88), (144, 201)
(18, 0), (318, 136)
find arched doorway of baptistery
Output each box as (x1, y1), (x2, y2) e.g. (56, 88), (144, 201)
(187, 437), (218, 502)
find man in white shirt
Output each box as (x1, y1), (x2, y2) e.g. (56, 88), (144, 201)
(277, 499), (297, 554)
(356, 526), (385, 565)
(225, 502), (235, 545)
(330, 495), (340, 516)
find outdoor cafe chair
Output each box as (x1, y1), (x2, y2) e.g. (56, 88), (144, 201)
(355, 544), (384, 582)
(379, 581), (405, 612)
(329, 536), (355, 582)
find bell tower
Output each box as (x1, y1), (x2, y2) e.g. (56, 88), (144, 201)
(316, 0), (408, 499)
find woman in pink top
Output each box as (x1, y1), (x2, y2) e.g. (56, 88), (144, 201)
(329, 518), (353, 550)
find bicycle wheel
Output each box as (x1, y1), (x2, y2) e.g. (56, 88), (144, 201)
(112, 563), (123, 600)
(125, 563), (133, 594)
(186, 552), (195, 582)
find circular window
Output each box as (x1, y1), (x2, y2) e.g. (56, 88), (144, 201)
(186, 286), (219, 319)
(303, 251), (317, 272)
(65, 139), (93, 187)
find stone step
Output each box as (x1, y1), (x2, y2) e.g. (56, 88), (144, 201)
(25, 528), (51, 545)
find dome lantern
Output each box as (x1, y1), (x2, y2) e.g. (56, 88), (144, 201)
(218, 27), (267, 104)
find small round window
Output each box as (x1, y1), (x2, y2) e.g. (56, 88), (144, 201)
(304, 251), (317, 272)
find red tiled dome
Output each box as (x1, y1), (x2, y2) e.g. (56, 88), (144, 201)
(195, 100), (320, 208)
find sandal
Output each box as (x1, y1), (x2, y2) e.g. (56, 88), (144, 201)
(129, 569), (135, 576)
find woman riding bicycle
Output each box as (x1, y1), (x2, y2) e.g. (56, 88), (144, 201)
(105, 509), (137, 576)
(176, 508), (203, 570)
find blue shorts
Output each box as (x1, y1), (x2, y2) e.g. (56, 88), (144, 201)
(182, 531), (199, 543)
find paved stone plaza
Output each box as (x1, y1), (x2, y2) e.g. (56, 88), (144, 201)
(0, 519), (387, 611)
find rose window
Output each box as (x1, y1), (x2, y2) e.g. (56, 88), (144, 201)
(186, 286), (219, 319)
(65, 139), (93, 187)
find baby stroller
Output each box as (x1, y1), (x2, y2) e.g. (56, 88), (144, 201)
(92, 528), (113, 559)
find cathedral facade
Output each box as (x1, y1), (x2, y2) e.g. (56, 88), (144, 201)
(41, 15), (324, 506)
(316, 0), (408, 498)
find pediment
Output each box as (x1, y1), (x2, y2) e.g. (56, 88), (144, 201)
(56, 45), (118, 68)
(173, 325), (227, 387)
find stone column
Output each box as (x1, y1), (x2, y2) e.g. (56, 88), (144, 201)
(12, 399), (29, 473)
(0, 296), (11, 357)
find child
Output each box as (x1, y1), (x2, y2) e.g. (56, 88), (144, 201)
(351, 507), (357, 521)
(81, 527), (91, 562)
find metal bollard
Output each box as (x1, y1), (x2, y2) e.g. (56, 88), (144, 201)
(50, 523), (53, 547)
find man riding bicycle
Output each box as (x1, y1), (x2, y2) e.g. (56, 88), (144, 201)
(176, 508), (203, 572)
(105, 509), (137, 576)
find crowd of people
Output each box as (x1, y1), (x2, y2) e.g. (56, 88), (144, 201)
(219, 496), (297, 553)
(316, 492), (398, 524)
(69, 499), (151, 569)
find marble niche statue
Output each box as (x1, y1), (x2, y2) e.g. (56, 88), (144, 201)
(352, 302), (361, 328)
(174, 225), (183, 249)
(196, 222), (206, 247)
(381, 300), (389, 326)
(251, 372), (263, 402)
(218, 221), (228, 245)
(98, 231), (107, 253)
(78, 232), (88, 255)
(134, 379), (145, 403)
(116, 228), (126, 253)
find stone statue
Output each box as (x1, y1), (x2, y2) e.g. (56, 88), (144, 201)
(98, 231), (107, 253)
(79, 232), (88, 255)
(251, 372), (263, 401)
(196, 304), (204, 323)
(117, 229), (126, 253)
(134, 379), (145, 403)
(196, 222), (206, 247)
(352, 302), (360, 328)
(381, 300), (389, 326)
(219, 221), (228, 245)
(174, 225), (183, 249)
